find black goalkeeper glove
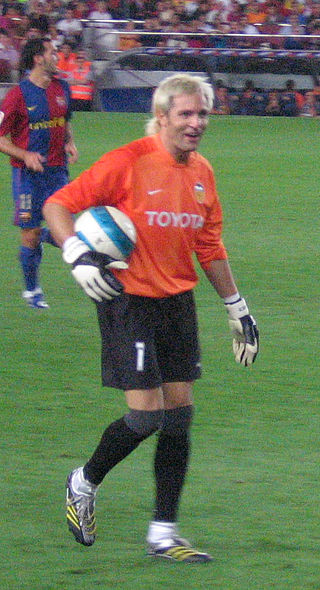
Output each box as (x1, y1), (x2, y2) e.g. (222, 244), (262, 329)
(63, 236), (127, 302)
(225, 297), (259, 366)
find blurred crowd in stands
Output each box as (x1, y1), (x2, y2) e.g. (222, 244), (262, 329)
(0, 0), (320, 114)
(213, 78), (320, 116)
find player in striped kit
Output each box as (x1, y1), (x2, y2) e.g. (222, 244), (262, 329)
(0, 38), (78, 308)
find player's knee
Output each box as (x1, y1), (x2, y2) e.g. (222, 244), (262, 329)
(21, 227), (41, 249)
(161, 405), (194, 436)
(124, 408), (164, 437)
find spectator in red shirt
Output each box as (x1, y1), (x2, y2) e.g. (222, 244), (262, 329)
(73, 1), (90, 19)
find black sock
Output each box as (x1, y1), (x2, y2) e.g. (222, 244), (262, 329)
(153, 430), (190, 522)
(84, 417), (146, 485)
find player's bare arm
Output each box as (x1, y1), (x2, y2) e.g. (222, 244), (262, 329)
(0, 135), (45, 172)
(64, 122), (78, 164)
(43, 201), (75, 246)
(204, 258), (238, 299)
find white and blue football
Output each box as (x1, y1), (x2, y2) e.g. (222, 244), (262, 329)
(75, 206), (136, 261)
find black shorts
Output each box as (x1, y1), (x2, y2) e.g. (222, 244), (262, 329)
(96, 290), (201, 390)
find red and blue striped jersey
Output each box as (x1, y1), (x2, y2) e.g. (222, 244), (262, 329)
(0, 77), (72, 168)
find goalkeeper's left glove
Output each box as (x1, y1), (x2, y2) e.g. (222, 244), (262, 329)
(225, 297), (259, 366)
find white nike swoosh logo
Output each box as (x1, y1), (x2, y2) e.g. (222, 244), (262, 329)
(148, 189), (163, 195)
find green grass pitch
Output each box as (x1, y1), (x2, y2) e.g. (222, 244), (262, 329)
(1, 112), (319, 589)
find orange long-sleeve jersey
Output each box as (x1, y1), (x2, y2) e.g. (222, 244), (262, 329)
(47, 133), (228, 297)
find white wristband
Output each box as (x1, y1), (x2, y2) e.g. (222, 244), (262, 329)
(224, 296), (249, 320)
(223, 292), (240, 305)
(62, 236), (90, 264)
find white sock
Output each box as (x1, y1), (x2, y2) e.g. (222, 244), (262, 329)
(72, 467), (98, 495)
(22, 287), (43, 297)
(146, 521), (178, 545)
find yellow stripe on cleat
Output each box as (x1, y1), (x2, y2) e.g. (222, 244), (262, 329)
(166, 547), (200, 561)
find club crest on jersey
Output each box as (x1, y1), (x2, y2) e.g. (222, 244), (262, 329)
(56, 96), (66, 107)
(19, 211), (31, 221)
(194, 182), (205, 203)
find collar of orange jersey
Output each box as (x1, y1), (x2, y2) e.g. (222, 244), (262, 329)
(153, 133), (196, 168)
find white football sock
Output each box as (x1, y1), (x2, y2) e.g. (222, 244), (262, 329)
(72, 467), (98, 495)
(146, 520), (178, 545)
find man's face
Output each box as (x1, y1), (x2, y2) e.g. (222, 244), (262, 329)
(41, 42), (58, 76)
(158, 93), (210, 162)
(62, 43), (71, 56)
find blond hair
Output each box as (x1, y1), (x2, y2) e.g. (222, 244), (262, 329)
(145, 73), (214, 135)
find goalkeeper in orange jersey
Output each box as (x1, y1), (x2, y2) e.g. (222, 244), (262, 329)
(43, 73), (259, 563)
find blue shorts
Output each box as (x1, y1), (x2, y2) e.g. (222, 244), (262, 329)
(12, 166), (69, 228)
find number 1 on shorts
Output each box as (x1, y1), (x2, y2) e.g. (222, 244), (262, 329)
(135, 341), (145, 372)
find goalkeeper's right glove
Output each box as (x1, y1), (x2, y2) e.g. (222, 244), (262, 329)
(62, 236), (127, 302)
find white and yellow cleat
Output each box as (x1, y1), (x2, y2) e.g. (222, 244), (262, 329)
(147, 537), (212, 563)
(66, 468), (97, 546)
